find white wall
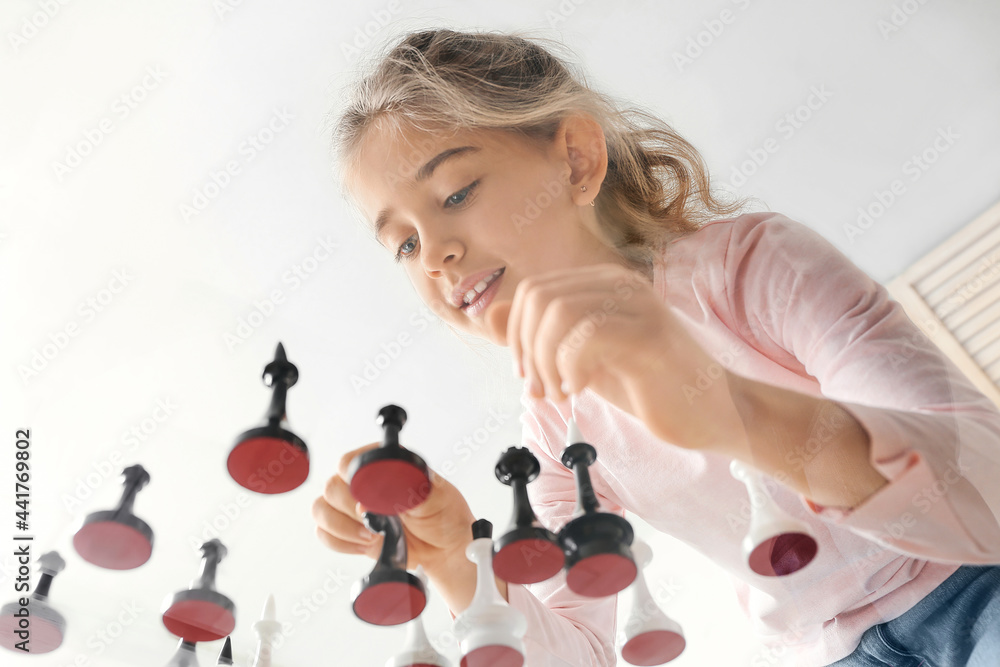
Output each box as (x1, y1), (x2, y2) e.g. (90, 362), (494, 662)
(2, 1), (998, 665)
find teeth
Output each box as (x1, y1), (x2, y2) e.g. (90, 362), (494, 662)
(463, 269), (502, 305)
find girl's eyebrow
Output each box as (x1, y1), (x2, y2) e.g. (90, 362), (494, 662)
(374, 145), (480, 243)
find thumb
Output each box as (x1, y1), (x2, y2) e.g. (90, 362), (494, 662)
(403, 469), (465, 521)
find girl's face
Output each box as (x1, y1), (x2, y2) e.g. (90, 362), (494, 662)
(348, 120), (623, 345)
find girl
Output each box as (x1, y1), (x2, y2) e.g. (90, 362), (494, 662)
(311, 29), (1000, 666)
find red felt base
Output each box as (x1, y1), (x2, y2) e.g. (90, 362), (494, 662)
(0, 616), (63, 654)
(461, 644), (524, 667)
(748, 532), (818, 577)
(567, 553), (637, 598)
(74, 521), (152, 570)
(493, 539), (564, 584)
(350, 459), (430, 515)
(162, 600), (236, 642)
(228, 436), (309, 494)
(621, 629), (686, 665)
(353, 581), (426, 626)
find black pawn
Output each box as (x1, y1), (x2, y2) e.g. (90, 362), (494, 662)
(74, 463), (154, 569)
(347, 405), (431, 515)
(227, 342), (310, 494)
(164, 639), (201, 666)
(351, 513), (427, 626)
(217, 636), (233, 665)
(557, 421), (636, 598)
(0, 551), (67, 654)
(162, 539), (236, 642)
(492, 447), (564, 584)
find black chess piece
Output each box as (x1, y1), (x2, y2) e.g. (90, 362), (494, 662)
(217, 636), (233, 665)
(492, 447), (563, 585)
(73, 463), (154, 569)
(351, 513), (427, 626)
(162, 539), (236, 642)
(0, 551), (67, 654)
(164, 639), (201, 666)
(557, 419), (637, 598)
(347, 405), (430, 515)
(227, 342), (309, 494)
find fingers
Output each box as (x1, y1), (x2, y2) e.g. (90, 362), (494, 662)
(337, 441), (381, 478)
(509, 264), (651, 400)
(312, 472), (380, 556)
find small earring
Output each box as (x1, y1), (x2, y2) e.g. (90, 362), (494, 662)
(580, 185), (587, 192)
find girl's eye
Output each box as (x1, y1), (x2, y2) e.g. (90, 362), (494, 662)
(445, 180), (479, 208)
(394, 235), (417, 263)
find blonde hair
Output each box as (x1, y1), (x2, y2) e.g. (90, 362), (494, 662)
(332, 28), (745, 272)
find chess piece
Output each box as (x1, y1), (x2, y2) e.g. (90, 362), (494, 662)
(217, 636), (233, 665)
(228, 342), (310, 494)
(348, 405), (431, 515)
(455, 520), (526, 667)
(162, 539), (236, 642)
(249, 594), (281, 667)
(385, 567), (450, 667)
(352, 513), (427, 626)
(0, 551), (67, 654)
(73, 463), (154, 569)
(557, 418), (636, 597)
(164, 639), (201, 666)
(729, 460), (818, 576)
(619, 539), (685, 666)
(492, 447), (563, 585)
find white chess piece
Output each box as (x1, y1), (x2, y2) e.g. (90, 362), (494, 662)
(385, 567), (450, 667)
(250, 594), (281, 667)
(619, 539), (685, 665)
(729, 460), (818, 576)
(454, 520), (527, 667)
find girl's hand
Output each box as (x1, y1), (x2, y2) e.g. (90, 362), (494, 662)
(311, 443), (477, 574)
(492, 263), (745, 451)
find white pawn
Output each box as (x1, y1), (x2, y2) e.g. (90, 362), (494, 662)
(619, 539), (685, 665)
(165, 639), (201, 666)
(454, 520), (526, 667)
(729, 460), (818, 577)
(385, 567), (450, 667)
(250, 595), (281, 667)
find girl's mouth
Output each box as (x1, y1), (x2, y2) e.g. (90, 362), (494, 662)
(461, 268), (504, 316)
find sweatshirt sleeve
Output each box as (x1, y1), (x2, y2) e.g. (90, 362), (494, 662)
(503, 398), (619, 666)
(725, 212), (1000, 563)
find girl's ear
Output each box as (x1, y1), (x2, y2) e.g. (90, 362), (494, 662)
(554, 114), (608, 205)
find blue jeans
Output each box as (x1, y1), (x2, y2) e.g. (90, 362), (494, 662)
(828, 565), (1000, 666)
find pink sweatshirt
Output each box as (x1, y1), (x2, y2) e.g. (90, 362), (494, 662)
(507, 212), (1000, 666)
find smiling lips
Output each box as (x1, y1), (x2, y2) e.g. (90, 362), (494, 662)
(461, 268), (504, 308)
